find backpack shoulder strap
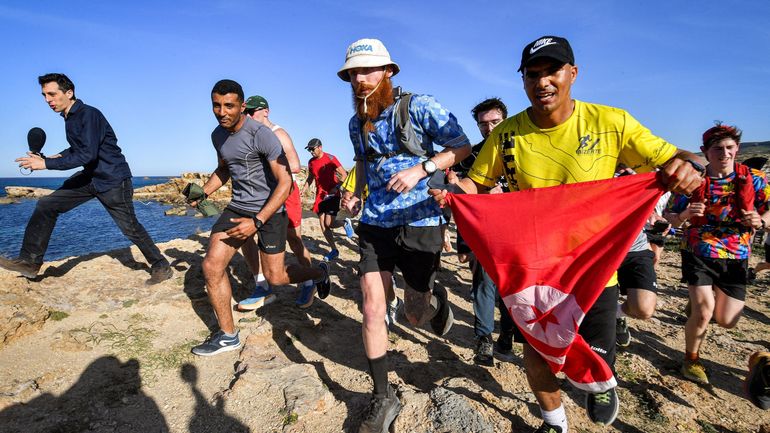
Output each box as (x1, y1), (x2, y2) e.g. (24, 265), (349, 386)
(394, 89), (428, 157)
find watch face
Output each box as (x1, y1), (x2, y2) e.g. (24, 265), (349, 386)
(424, 160), (437, 173)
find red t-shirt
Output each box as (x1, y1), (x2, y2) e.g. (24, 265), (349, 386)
(308, 152), (342, 204)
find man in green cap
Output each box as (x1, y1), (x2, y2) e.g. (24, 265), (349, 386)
(238, 95), (318, 309)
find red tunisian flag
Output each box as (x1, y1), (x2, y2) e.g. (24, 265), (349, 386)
(446, 172), (664, 392)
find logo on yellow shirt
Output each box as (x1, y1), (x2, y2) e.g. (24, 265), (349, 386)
(576, 134), (601, 155)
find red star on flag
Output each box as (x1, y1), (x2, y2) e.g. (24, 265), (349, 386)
(527, 305), (561, 332)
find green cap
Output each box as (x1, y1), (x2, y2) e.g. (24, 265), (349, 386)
(245, 95), (269, 110)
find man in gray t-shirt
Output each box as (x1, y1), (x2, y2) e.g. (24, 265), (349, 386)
(615, 168), (659, 348)
(189, 79), (331, 357)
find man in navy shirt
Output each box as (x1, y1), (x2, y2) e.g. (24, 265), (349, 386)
(3, 73), (172, 284)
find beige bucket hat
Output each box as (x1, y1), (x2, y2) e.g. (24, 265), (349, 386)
(337, 38), (400, 82)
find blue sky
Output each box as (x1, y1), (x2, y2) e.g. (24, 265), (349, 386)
(1, 0), (768, 177)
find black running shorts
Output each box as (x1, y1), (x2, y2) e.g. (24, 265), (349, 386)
(618, 250), (658, 295)
(356, 223), (442, 293)
(317, 196), (341, 216)
(681, 251), (747, 301)
(212, 206), (287, 254)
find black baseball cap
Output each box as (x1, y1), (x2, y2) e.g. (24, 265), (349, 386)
(518, 36), (575, 72)
(305, 138), (322, 150)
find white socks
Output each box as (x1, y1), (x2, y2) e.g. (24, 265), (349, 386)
(254, 273), (269, 289)
(616, 303), (627, 319)
(541, 405), (568, 432)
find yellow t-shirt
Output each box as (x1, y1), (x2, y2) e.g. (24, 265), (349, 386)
(468, 100), (677, 286)
(340, 164), (369, 201)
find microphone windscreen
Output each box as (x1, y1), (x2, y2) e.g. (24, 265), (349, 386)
(27, 127), (46, 153)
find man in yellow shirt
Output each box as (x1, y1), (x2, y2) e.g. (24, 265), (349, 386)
(432, 35), (703, 432)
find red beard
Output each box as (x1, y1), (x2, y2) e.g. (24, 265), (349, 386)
(352, 77), (395, 132)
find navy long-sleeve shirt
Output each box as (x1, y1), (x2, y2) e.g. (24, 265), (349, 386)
(45, 100), (132, 192)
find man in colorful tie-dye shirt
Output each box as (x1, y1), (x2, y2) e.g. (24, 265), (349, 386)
(666, 123), (770, 385)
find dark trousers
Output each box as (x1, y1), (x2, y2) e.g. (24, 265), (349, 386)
(19, 176), (166, 267)
(470, 256), (515, 337)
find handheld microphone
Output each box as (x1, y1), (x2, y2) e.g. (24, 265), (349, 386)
(27, 127), (46, 156)
(21, 127), (47, 175)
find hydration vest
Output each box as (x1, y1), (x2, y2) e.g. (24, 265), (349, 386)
(688, 163), (754, 227)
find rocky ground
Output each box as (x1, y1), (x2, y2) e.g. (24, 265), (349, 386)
(1, 212), (770, 432)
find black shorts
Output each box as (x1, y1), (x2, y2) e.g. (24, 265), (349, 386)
(512, 285), (619, 370)
(681, 251), (747, 301)
(618, 250), (657, 295)
(646, 232), (666, 247)
(211, 206), (287, 254)
(356, 223), (442, 293)
(317, 196), (340, 216)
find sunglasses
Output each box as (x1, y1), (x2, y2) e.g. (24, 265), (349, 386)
(244, 107), (265, 116)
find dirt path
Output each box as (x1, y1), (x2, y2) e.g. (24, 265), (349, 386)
(1, 218), (770, 432)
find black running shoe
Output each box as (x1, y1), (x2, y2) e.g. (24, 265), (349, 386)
(473, 334), (494, 367)
(616, 317), (631, 348)
(429, 286), (454, 336)
(533, 422), (563, 433)
(585, 387), (619, 425)
(359, 385), (401, 433)
(316, 262), (332, 299)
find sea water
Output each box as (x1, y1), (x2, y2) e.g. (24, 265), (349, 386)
(0, 177), (215, 261)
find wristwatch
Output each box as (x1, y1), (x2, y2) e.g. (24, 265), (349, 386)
(422, 159), (438, 175)
(253, 217), (264, 230)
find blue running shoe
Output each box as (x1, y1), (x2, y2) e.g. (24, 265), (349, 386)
(237, 285), (275, 311)
(316, 262), (332, 299)
(296, 280), (317, 309)
(344, 218), (355, 238)
(323, 249), (339, 262)
(191, 330), (241, 356)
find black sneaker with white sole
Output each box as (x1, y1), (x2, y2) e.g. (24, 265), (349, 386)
(616, 317), (631, 348)
(585, 387), (619, 425)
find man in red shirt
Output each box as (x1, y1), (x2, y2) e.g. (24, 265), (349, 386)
(302, 138), (353, 261)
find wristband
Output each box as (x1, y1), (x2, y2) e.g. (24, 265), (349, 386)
(685, 159), (706, 176)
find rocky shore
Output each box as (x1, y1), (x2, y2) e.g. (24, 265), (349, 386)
(1, 218), (770, 432)
(2, 170), (316, 214)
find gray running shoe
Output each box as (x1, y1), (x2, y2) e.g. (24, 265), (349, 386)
(359, 385), (401, 433)
(191, 330), (241, 357)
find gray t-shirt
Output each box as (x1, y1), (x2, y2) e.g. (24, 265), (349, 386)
(628, 229), (650, 252)
(211, 117), (285, 213)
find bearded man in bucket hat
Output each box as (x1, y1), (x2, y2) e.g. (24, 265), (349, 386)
(338, 38), (471, 433)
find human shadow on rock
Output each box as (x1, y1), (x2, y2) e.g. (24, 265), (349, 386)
(39, 246), (147, 280)
(0, 356), (168, 433)
(181, 363), (248, 433)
